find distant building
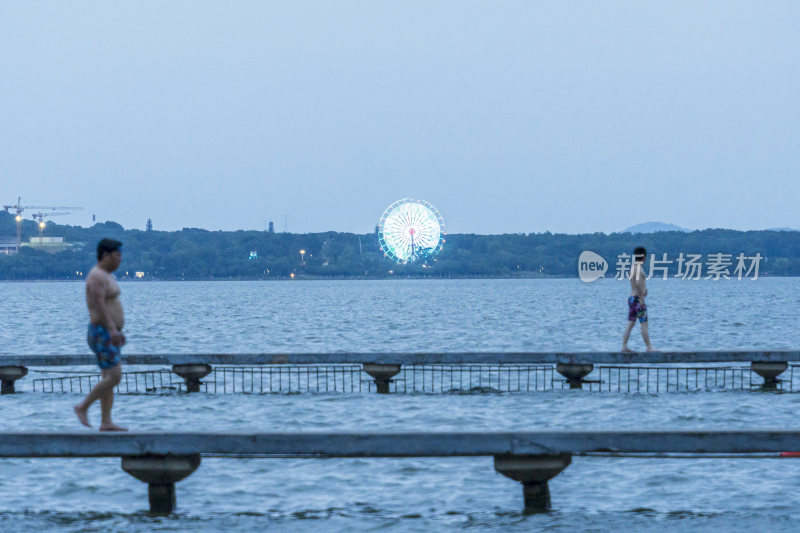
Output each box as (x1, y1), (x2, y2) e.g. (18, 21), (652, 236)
(22, 236), (71, 253)
(267, 221), (274, 233)
(249, 251), (258, 260)
(146, 218), (153, 232)
(0, 236), (16, 255)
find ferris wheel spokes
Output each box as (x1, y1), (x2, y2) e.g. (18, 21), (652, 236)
(378, 198), (445, 264)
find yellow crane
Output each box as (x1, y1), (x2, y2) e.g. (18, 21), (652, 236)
(2, 197), (83, 253)
(31, 211), (72, 245)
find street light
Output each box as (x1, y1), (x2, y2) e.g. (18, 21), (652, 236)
(299, 249), (306, 264)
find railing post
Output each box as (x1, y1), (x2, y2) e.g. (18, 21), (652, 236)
(751, 362), (787, 390)
(494, 453), (572, 513)
(122, 454), (201, 515)
(0, 366), (28, 394)
(172, 364), (212, 393)
(363, 363), (401, 394)
(556, 364), (593, 389)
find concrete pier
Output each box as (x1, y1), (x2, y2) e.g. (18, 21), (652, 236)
(9, 430), (800, 457)
(750, 362), (788, 390)
(172, 364), (212, 393)
(363, 363), (401, 394)
(494, 453), (572, 512)
(0, 366), (28, 394)
(556, 363), (594, 389)
(122, 454), (201, 514)
(2, 350), (800, 367)
(3, 431), (800, 514)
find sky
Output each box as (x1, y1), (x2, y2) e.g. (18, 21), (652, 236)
(0, 1), (798, 234)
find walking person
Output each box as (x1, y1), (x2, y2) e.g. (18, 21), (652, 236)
(74, 238), (128, 431)
(622, 246), (656, 352)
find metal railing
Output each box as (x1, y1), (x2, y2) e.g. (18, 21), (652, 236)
(32, 369), (181, 394)
(26, 363), (796, 394)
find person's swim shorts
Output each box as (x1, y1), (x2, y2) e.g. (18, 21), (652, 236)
(627, 296), (648, 323)
(87, 323), (122, 369)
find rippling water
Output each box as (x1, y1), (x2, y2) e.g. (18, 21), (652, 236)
(2, 277), (798, 353)
(1, 278), (799, 531)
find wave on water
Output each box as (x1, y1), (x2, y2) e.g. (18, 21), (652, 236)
(2, 508), (799, 533)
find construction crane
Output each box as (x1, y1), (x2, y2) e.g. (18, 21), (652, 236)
(2, 197), (83, 253)
(31, 211), (71, 245)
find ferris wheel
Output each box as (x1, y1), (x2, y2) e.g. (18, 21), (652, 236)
(378, 198), (445, 264)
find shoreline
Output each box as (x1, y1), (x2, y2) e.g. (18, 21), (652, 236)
(1, 274), (796, 283)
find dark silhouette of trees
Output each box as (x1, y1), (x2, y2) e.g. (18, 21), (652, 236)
(0, 211), (797, 280)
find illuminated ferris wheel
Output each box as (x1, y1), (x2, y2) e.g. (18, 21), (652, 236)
(378, 198), (445, 264)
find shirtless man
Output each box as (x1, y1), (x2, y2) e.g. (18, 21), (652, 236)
(74, 238), (127, 431)
(622, 246), (656, 353)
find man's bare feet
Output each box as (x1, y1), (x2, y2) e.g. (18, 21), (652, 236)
(621, 347), (633, 353)
(99, 423), (128, 432)
(74, 405), (91, 427)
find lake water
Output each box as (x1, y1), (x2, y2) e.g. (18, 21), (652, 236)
(1, 278), (799, 532)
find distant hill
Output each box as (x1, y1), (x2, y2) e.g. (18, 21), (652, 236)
(623, 222), (691, 234)
(766, 227), (799, 232)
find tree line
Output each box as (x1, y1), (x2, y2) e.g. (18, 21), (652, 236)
(0, 211), (798, 280)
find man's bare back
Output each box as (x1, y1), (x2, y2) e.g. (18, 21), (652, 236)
(629, 262), (648, 300)
(622, 247), (655, 352)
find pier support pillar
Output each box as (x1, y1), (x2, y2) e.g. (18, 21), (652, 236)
(494, 453), (572, 513)
(363, 363), (401, 394)
(556, 364), (593, 389)
(751, 362), (787, 390)
(122, 454), (201, 515)
(0, 366), (28, 394)
(172, 364), (212, 393)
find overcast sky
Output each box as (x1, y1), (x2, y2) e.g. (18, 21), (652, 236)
(1, 2), (798, 234)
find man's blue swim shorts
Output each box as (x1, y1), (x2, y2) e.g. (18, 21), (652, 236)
(627, 296), (648, 323)
(87, 323), (122, 369)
